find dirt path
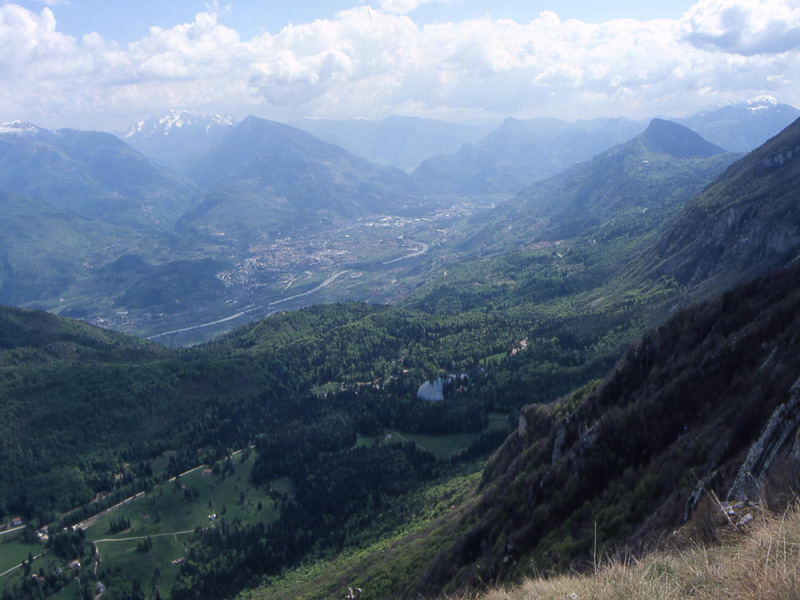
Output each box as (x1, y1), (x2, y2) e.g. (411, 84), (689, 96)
(75, 447), (250, 532)
(388, 432), (428, 453)
(0, 551), (46, 579)
(93, 530), (194, 543)
(0, 526), (24, 538)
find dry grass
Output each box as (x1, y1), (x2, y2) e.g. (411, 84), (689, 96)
(455, 502), (800, 600)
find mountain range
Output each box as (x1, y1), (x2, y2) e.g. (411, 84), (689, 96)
(1, 100), (800, 600)
(410, 96), (798, 196)
(291, 115), (499, 173)
(0, 99), (792, 339)
(411, 116), (647, 195)
(676, 95), (800, 153)
(467, 118), (736, 250)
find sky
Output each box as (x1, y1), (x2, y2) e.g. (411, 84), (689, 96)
(1, 0), (799, 131)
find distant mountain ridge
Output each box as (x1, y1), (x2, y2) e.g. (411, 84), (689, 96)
(178, 115), (418, 235)
(465, 119), (735, 251)
(0, 122), (199, 229)
(412, 116), (648, 195)
(676, 95), (800, 153)
(637, 118), (727, 158)
(406, 97), (798, 197)
(0, 121), (47, 136)
(122, 109), (238, 174)
(635, 115), (800, 292)
(124, 109), (237, 138)
(291, 115), (498, 172)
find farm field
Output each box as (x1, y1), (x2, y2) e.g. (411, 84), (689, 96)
(0, 451), (280, 596)
(0, 536), (41, 578)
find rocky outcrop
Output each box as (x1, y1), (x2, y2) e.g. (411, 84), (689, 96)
(728, 375), (800, 502)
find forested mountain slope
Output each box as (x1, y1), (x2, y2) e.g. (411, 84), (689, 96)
(411, 260), (800, 596)
(404, 120), (736, 316)
(0, 301), (523, 522)
(464, 118), (735, 251)
(0, 191), (150, 306)
(0, 304), (157, 362)
(0, 122), (199, 229)
(179, 116), (418, 235)
(3, 115), (800, 600)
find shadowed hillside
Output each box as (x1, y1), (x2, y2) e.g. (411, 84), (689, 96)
(413, 262), (800, 594)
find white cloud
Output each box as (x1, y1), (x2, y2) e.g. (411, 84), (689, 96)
(377, 0), (448, 15)
(681, 0), (800, 55)
(0, 0), (799, 130)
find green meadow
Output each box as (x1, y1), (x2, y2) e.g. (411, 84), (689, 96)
(84, 451), (279, 588)
(358, 412), (512, 460)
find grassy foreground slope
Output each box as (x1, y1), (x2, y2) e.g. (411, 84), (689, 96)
(469, 502), (800, 600)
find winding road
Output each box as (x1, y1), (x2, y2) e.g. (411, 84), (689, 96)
(146, 271), (347, 341)
(382, 241), (429, 265)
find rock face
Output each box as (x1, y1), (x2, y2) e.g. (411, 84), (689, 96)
(728, 375), (800, 502)
(416, 263), (800, 594)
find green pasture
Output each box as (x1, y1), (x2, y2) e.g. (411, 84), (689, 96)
(81, 451), (279, 595)
(86, 452), (278, 544)
(0, 536), (41, 580)
(360, 412), (511, 460)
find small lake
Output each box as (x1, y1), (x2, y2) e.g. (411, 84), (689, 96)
(417, 379), (444, 402)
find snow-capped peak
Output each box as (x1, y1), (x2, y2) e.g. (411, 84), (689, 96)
(124, 109), (237, 139)
(741, 95), (779, 112)
(0, 121), (45, 136)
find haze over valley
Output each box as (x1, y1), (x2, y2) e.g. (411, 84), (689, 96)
(0, 96), (795, 345)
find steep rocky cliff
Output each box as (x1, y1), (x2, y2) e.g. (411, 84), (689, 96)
(416, 262), (800, 593)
